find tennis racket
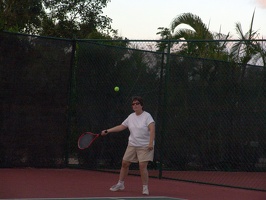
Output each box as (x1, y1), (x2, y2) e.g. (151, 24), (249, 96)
(78, 132), (101, 150)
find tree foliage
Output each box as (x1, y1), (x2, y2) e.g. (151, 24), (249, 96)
(230, 10), (262, 67)
(0, 0), (43, 33)
(0, 0), (117, 39)
(41, 0), (115, 38)
(157, 12), (265, 66)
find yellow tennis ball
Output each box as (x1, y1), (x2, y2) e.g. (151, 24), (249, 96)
(114, 86), (119, 92)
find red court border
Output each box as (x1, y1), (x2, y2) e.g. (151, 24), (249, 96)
(1, 168), (265, 200)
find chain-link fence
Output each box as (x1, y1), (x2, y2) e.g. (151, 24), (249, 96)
(1, 31), (265, 191)
(0, 32), (74, 167)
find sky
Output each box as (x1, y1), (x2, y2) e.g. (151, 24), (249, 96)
(103, 0), (266, 40)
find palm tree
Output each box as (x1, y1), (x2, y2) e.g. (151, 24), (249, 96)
(228, 10), (264, 119)
(171, 12), (213, 40)
(170, 12), (230, 60)
(230, 10), (261, 81)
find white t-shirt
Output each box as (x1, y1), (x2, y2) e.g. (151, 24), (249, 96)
(122, 111), (155, 147)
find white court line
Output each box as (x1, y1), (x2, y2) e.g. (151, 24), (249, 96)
(2, 197), (187, 200)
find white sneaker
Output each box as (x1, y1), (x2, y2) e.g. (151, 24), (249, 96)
(110, 183), (125, 191)
(142, 185), (149, 195)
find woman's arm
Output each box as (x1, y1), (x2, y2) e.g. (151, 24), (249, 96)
(148, 122), (155, 150)
(101, 124), (127, 135)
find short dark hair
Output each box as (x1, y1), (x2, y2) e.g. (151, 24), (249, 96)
(132, 96), (144, 106)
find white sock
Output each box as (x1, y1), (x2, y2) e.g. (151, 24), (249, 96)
(143, 185), (148, 189)
(118, 180), (124, 185)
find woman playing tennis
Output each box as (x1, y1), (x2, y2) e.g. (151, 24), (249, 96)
(101, 96), (155, 195)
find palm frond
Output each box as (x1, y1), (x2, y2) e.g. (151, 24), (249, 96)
(170, 12), (213, 40)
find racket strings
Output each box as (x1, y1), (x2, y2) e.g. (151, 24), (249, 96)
(78, 134), (94, 149)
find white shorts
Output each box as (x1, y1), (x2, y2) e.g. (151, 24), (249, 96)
(122, 146), (154, 163)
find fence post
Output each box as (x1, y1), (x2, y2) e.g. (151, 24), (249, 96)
(158, 40), (171, 179)
(65, 38), (77, 167)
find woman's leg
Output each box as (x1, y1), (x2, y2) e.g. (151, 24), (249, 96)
(139, 161), (149, 195)
(119, 160), (131, 181)
(110, 160), (131, 191)
(139, 161), (149, 185)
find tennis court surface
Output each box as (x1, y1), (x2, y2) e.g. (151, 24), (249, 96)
(1, 168), (265, 200)
(3, 198), (184, 200)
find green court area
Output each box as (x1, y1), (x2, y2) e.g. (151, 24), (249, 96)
(84, 198), (184, 200)
(77, 198), (182, 200)
(78, 198), (184, 200)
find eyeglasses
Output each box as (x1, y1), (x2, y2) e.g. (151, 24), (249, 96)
(132, 102), (140, 106)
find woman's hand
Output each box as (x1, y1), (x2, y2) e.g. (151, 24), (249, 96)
(147, 144), (154, 151)
(101, 130), (108, 136)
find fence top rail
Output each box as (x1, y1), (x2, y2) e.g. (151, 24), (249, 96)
(3, 31), (266, 43)
(77, 38), (266, 43)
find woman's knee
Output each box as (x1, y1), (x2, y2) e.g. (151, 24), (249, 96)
(139, 161), (148, 170)
(122, 160), (131, 168)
